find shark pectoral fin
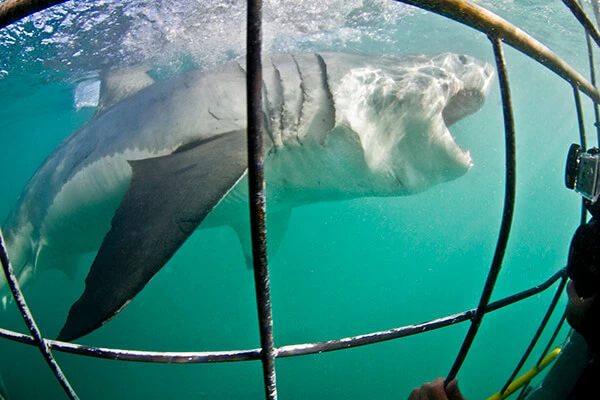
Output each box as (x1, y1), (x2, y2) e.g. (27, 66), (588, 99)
(57, 130), (248, 342)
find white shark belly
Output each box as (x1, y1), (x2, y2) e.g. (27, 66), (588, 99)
(42, 151), (143, 251)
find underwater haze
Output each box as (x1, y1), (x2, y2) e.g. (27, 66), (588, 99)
(0, 0), (595, 398)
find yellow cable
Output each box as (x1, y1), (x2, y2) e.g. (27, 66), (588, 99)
(487, 346), (562, 400)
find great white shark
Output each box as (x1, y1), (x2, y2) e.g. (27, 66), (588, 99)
(0, 52), (494, 341)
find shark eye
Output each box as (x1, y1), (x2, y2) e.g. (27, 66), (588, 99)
(459, 55), (468, 65)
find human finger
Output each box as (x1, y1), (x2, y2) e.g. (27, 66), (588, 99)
(407, 378), (450, 400)
(445, 378), (466, 400)
(428, 377), (450, 399)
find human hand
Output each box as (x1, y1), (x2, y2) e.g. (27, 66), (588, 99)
(408, 377), (466, 400)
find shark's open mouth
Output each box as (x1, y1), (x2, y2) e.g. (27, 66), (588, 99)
(441, 88), (488, 167)
(442, 54), (494, 130)
(442, 88), (486, 127)
(441, 55), (494, 166)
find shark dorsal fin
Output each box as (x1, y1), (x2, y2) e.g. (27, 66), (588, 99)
(97, 65), (155, 114)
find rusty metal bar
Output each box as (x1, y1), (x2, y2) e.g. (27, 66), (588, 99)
(576, 0), (600, 144)
(397, 0), (600, 104)
(584, 33), (600, 143)
(445, 36), (517, 385)
(0, 230), (79, 399)
(0, 0), (67, 29)
(574, 87), (588, 154)
(562, 0), (600, 50)
(246, 0), (277, 399)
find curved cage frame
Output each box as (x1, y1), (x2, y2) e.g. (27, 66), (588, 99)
(1, 0), (599, 399)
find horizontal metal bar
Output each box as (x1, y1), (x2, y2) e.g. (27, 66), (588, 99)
(0, 329), (262, 363)
(272, 267), (563, 358)
(397, 0), (600, 104)
(0, 268), (566, 363)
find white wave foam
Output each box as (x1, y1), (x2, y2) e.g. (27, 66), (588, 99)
(0, 0), (413, 74)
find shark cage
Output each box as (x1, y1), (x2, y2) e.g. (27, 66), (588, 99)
(0, 0), (599, 399)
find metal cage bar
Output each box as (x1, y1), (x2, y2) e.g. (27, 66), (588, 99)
(0, 267), (566, 363)
(0, 231), (78, 399)
(585, 33), (600, 144)
(584, 33), (600, 143)
(574, 86), (588, 152)
(398, 0), (600, 104)
(562, 0), (600, 50)
(515, 312), (569, 400)
(445, 35), (517, 385)
(535, 312), (568, 370)
(502, 0), (600, 394)
(499, 275), (568, 395)
(245, 0), (278, 398)
(398, 0), (600, 389)
(0, 0), (68, 29)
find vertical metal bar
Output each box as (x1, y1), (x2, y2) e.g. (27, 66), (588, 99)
(594, 0), (600, 32)
(562, 0), (600, 49)
(499, 275), (567, 394)
(583, 33), (600, 143)
(574, 86), (589, 224)
(246, 1), (277, 399)
(517, 297), (568, 399)
(445, 36), (517, 385)
(574, 84), (588, 150)
(535, 312), (567, 368)
(517, 312), (567, 400)
(0, 230), (79, 400)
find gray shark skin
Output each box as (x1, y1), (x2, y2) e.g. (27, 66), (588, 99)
(0, 53), (494, 341)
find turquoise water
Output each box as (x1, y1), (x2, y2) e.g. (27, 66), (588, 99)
(0, 0), (595, 398)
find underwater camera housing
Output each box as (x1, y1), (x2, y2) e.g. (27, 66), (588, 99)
(566, 144), (600, 297)
(566, 143), (600, 204)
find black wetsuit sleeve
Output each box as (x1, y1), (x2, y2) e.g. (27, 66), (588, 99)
(567, 359), (600, 399)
